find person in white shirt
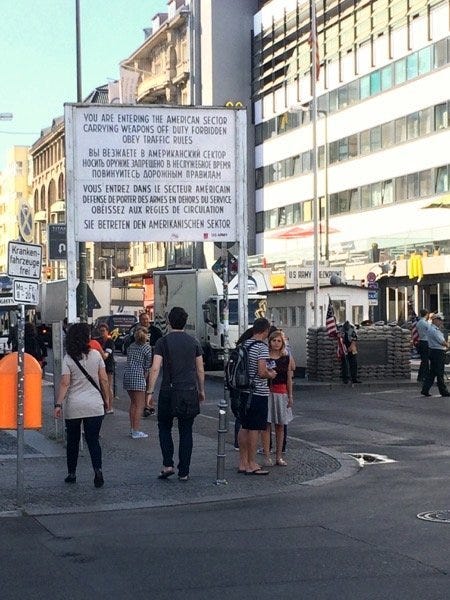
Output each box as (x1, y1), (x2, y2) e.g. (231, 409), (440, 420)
(421, 313), (449, 397)
(416, 309), (430, 382)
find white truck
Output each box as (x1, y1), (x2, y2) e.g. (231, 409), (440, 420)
(153, 269), (268, 369)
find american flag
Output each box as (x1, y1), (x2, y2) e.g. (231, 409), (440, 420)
(326, 299), (347, 358)
(326, 299), (338, 337)
(411, 309), (419, 347)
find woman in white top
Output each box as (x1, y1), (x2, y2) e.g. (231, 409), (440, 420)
(54, 323), (109, 487)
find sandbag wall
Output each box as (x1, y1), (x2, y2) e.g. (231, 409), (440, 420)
(306, 325), (411, 381)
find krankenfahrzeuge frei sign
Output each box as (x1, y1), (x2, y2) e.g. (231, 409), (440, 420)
(64, 104), (243, 243)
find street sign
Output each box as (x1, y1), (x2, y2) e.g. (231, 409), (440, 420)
(211, 252), (238, 282)
(368, 289), (378, 306)
(0, 295), (16, 307)
(13, 280), (39, 305)
(366, 271), (377, 283)
(48, 224), (67, 260)
(18, 200), (34, 243)
(8, 241), (42, 280)
(367, 281), (379, 290)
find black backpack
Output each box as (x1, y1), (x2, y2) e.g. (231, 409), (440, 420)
(225, 340), (260, 392)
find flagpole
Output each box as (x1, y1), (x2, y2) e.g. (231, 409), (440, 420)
(311, 0), (319, 327)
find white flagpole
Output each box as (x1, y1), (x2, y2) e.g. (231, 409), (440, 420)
(311, 0), (320, 327)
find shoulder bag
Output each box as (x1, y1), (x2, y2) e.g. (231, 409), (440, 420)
(73, 356), (107, 411)
(162, 337), (200, 420)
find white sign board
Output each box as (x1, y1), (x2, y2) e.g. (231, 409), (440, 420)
(65, 104), (242, 243)
(0, 295), (16, 307)
(285, 265), (345, 288)
(13, 280), (39, 305)
(7, 241), (42, 280)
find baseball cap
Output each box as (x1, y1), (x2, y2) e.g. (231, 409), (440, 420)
(433, 312), (444, 320)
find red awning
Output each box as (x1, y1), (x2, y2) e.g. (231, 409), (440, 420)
(270, 224), (339, 239)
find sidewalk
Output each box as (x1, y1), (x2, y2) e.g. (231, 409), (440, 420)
(0, 380), (353, 516)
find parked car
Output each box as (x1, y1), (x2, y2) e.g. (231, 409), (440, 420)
(92, 314), (138, 351)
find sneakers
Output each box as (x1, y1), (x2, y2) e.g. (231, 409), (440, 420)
(131, 430), (148, 439)
(64, 473), (76, 484)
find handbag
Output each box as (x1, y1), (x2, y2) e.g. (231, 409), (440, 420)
(162, 337), (200, 420)
(73, 357), (107, 410)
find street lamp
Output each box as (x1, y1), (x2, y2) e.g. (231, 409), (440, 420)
(289, 104), (329, 325)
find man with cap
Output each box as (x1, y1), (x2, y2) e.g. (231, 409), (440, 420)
(421, 312), (449, 397)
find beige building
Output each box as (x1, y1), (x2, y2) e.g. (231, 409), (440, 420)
(0, 145), (32, 273)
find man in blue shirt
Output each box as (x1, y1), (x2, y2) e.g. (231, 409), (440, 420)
(421, 313), (449, 397)
(416, 309), (430, 382)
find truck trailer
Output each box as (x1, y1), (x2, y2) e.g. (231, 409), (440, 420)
(153, 269), (267, 369)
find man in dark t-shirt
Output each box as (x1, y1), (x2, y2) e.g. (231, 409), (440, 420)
(147, 306), (205, 481)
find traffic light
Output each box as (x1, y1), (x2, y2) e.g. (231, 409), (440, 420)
(45, 266), (52, 280)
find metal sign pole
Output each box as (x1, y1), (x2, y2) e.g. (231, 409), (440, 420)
(216, 243), (229, 485)
(16, 303), (25, 509)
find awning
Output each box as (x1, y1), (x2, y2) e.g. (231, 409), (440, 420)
(269, 224), (339, 239)
(34, 211), (46, 221)
(422, 193), (450, 209)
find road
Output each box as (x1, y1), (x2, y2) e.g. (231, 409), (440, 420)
(3, 353), (450, 599)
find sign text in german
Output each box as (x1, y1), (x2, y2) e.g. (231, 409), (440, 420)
(7, 241), (42, 280)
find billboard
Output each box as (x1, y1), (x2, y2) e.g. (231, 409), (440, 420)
(65, 104), (244, 243)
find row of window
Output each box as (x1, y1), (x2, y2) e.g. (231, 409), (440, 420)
(255, 99), (449, 189)
(253, 0), (436, 98)
(256, 163), (450, 233)
(255, 36), (450, 146)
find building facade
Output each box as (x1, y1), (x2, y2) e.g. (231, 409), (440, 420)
(253, 0), (450, 323)
(0, 146), (31, 272)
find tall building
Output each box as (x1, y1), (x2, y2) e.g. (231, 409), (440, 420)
(253, 0), (450, 322)
(0, 146), (31, 272)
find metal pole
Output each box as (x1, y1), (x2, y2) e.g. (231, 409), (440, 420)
(319, 110), (329, 264)
(75, 0), (87, 322)
(311, 0), (319, 327)
(216, 243), (229, 485)
(16, 304), (25, 509)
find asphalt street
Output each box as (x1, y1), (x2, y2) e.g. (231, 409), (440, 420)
(2, 354), (450, 599)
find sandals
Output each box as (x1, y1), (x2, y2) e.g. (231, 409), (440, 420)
(276, 458), (288, 466)
(245, 468), (270, 476)
(158, 468), (175, 479)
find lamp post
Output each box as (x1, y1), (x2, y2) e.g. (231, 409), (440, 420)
(289, 104), (329, 325)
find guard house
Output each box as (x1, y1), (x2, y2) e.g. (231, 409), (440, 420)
(266, 283), (369, 377)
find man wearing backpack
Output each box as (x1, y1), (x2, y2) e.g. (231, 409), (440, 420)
(237, 317), (276, 475)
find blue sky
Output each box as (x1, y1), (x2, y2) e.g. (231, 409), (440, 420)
(0, 0), (166, 170)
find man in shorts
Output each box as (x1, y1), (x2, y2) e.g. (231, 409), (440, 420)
(237, 317), (276, 475)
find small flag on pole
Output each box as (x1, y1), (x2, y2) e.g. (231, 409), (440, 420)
(326, 298), (347, 358)
(308, 7), (320, 82)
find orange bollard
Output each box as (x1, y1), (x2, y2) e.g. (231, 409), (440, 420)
(0, 352), (42, 429)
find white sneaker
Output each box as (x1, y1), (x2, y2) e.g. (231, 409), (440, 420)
(131, 430), (148, 439)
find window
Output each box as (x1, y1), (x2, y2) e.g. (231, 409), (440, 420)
(419, 107), (432, 136)
(302, 151), (311, 172)
(407, 172), (419, 198)
(406, 52), (418, 79)
(395, 116), (407, 143)
(330, 193), (339, 215)
(329, 141), (339, 164)
(339, 138), (349, 161)
(435, 102), (448, 130)
(435, 166), (448, 193)
(370, 71), (381, 94)
(338, 86), (349, 108)
(292, 203), (301, 223)
(255, 168), (264, 189)
(381, 121), (395, 148)
(419, 169), (432, 197)
(381, 65), (393, 90)
(434, 38), (447, 68)
(360, 129), (370, 155)
(382, 180), (394, 204)
(360, 75), (370, 99)
(407, 112), (419, 139)
(395, 59), (406, 84)
(395, 175), (407, 201)
(256, 211), (264, 233)
(350, 188), (360, 211)
(338, 190), (350, 212)
(347, 80), (359, 105)
(371, 182), (382, 206)
(418, 47), (432, 75)
(370, 126), (381, 151)
(348, 134), (358, 158)
(303, 200), (312, 222)
(361, 185), (371, 208)
(329, 89), (339, 112)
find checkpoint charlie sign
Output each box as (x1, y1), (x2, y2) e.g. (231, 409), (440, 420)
(64, 104), (243, 243)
